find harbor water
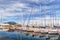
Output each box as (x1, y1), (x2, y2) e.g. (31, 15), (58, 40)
(0, 31), (59, 40)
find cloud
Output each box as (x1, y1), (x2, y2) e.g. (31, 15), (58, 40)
(24, 16), (60, 26)
(0, 0), (60, 26)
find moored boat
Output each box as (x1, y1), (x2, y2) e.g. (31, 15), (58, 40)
(40, 30), (48, 34)
(48, 30), (58, 35)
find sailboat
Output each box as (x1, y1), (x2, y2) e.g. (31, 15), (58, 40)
(0, 13), (9, 31)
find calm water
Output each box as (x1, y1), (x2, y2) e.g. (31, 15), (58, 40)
(0, 31), (59, 40)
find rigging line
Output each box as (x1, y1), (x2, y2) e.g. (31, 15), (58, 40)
(19, 13), (24, 40)
(31, 7), (34, 26)
(50, 6), (53, 28)
(52, 7), (54, 27)
(1, 13), (3, 29)
(22, 10), (30, 27)
(26, 13), (30, 26)
(58, 16), (59, 26)
(50, 8), (51, 28)
(54, 12), (56, 27)
(22, 10), (29, 27)
(22, 13), (25, 27)
(44, 3), (47, 27)
(19, 8), (31, 40)
(14, 20), (19, 40)
(16, 14), (22, 40)
(26, 10), (31, 28)
(27, 7), (34, 27)
(52, 6), (54, 28)
(0, 13), (1, 29)
(44, 6), (46, 27)
(38, 5), (41, 27)
(31, 8), (34, 26)
(14, 15), (20, 40)
(40, 5), (42, 27)
(53, 6), (54, 28)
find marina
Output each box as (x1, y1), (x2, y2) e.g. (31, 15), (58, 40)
(0, 23), (60, 35)
(15, 27), (60, 35)
(0, 23), (60, 40)
(0, 0), (60, 40)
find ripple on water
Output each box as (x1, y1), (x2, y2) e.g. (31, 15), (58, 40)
(0, 31), (59, 40)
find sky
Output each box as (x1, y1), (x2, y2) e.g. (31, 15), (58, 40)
(0, 0), (60, 26)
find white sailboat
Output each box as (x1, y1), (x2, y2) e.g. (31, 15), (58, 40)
(48, 30), (58, 35)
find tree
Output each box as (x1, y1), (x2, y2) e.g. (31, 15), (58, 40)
(4, 22), (17, 25)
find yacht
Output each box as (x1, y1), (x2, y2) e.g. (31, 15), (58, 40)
(0, 27), (9, 31)
(48, 30), (58, 35)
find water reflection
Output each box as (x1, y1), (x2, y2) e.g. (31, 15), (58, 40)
(0, 31), (59, 40)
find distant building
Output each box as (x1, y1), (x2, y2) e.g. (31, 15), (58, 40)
(0, 24), (10, 29)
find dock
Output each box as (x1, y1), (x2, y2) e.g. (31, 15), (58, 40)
(15, 27), (60, 35)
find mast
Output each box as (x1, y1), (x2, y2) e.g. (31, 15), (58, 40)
(27, 7), (34, 27)
(1, 13), (2, 28)
(22, 12), (26, 27)
(22, 8), (28, 27)
(52, 6), (54, 28)
(31, 7), (34, 27)
(44, 6), (46, 27)
(26, 9), (31, 27)
(39, 5), (42, 27)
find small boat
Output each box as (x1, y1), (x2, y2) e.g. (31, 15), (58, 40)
(40, 30), (48, 34)
(34, 30), (41, 33)
(0, 28), (9, 31)
(26, 30), (34, 32)
(48, 30), (58, 35)
(3, 29), (9, 31)
(8, 28), (15, 32)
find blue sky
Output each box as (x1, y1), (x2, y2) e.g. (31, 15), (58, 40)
(0, 0), (60, 26)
